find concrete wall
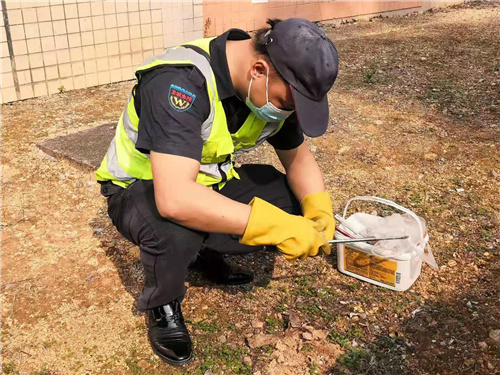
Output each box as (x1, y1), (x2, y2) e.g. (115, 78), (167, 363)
(1, 0), (464, 104)
(0, 0), (203, 103)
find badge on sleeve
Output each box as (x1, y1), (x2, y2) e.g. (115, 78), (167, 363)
(169, 84), (196, 112)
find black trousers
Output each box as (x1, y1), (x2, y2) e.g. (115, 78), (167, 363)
(105, 164), (301, 311)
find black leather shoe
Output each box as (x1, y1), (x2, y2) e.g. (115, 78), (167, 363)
(190, 247), (254, 285)
(147, 301), (193, 366)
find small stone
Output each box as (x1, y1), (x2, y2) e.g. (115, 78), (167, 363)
(251, 320), (264, 329)
(246, 334), (275, 348)
(487, 362), (494, 370)
(456, 188), (465, 193)
(466, 301), (473, 309)
(478, 341), (488, 349)
(447, 260), (457, 267)
(490, 170), (498, 178)
(303, 325), (315, 333)
(243, 356), (252, 365)
(288, 310), (301, 328)
(424, 153), (438, 161)
(217, 335), (226, 343)
(489, 329), (500, 344)
(364, 124), (378, 133)
(374, 120), (383, 125)
(312, 329), (328, 340)
(420, 56), (427, 61)
(465, 359), (474, 367)
(302, 332), (313, 341)
(338, 146), (351, 155)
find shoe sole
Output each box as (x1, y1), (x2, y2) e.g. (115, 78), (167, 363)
(147, 334), (193, 367)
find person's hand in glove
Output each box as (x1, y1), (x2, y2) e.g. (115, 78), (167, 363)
(300, 191), (335, 255)
(240, 197), (327, 260)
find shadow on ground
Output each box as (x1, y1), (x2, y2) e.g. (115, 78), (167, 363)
(89, 213), (280, 317)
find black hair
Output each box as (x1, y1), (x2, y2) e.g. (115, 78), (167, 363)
(253, 18), (282, 56)
(252, 19), (282, 76)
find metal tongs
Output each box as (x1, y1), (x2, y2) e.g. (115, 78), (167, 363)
(330, 213), (408, 244)
(328, 235), (409, 245)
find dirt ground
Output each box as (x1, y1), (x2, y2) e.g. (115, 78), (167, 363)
(1, 2), (499, 374)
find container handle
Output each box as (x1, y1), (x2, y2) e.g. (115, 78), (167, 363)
(342, 196), (425, 242)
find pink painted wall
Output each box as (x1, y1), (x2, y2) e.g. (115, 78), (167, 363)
(203, 0), (424, 36)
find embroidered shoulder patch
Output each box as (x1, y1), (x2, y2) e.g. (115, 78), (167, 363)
(169, 84), (196, 112)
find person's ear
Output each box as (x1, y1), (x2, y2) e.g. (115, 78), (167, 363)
(250, 59), (268, 79)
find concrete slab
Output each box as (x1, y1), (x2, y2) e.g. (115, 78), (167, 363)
(38, 123), (116, 170)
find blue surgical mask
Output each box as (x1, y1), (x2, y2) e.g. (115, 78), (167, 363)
(246, 68), (294, 123)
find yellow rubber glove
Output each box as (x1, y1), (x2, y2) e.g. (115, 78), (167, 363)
(240, 197), (327, 261)
(301, 191), (335, 256)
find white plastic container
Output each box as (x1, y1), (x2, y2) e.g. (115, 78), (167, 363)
(335, 196), (434, 292)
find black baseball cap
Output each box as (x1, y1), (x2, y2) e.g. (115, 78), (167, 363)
(264, 18), (338, 137)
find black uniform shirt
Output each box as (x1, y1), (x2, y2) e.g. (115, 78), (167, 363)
(134, 29), (304, 161)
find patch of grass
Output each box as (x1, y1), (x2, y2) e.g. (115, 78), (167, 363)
(337, 347), (370, 371)
(294, 275), (311, 287)
(193, 320), (221, 333)
(259, 345), (275, 355)
(34, 366), (58, 375)
(309, 363), (319, 374)
(425, 90), (441, 102)
(124, 347), (147, 375)
(82, 345), (98, 354)
(453, 177), (463, 187)
(299, 303), (321, 317)
(302, 343), (315, 352)
(265, 316), (283, 334)
(331, 337), (409, 375)
(42, 339), (56, 349)
(346, 281), (361, 292)
(328, 327), (364, 349)
(294, 287), (317, 298)
(274, 302), (287, 313)
(218, 345), (252, 374)
(196, 344), (251, 375)
(364, 67), (378, 84)
(2, 363), (18, 374)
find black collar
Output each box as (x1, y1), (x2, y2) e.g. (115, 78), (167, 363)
(209, 29), (251, 101)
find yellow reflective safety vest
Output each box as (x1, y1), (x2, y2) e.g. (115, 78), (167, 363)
(96, 37), (285, 189)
